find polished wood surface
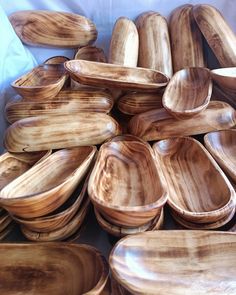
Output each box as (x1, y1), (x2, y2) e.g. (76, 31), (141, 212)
(162, 67), (212, 119)
(9, 10), (97, 48)
(4, 113), (120, 152)
(211, 67), (236, 90)
(44, 56), (69, 65)
(64, 60), (169, 92)
(204, 130), (236, 182)
(75, 46), (106, 62)
(136, 11), (172, 78)
(169, 4), (205, 72)
(0, 243), (108, 294)
(128, 101), (236, 141)
(193, 4), (236, 67)
(110, 231), (236, 295)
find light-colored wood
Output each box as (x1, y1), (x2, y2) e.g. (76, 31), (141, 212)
(162, 67), (212, 119)
(169, 4), (205, 72)
(153, 137), (235, 223)
(4, 113), (120, 152)
(44, 56), (69, 65)
(11, 65), (67, 100)
(110, 231), (236, 295)
(9, 10), (97, 48)
(193, 4), (236, 67)
(64, 60), (169, 92)
(211, 67), (236, 90)
(204, 130), (236, 182)
(128, 101), (236, 141)
(136, 12), (172, 78)
(0, 147), (96, 218)
(118, 92), (163, 115)
(0, 243), (108, 294)
(88, 140), (167, 227)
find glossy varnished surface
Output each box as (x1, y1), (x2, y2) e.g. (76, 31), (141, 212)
(211, 67), (236, 90)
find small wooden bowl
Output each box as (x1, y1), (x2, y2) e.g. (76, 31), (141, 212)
(11, 65), (67, 100)
(211, 68), (236, 90)
(0, 147), (96, 218)
(75, 46), (106, 62)
(44, 56), (69, 65)
(0, 243), (108, 294)
(162, 68), (212, 119)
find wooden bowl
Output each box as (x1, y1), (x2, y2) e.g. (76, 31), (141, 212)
(64, 60), (169, 92)
(128, 101), (236, 141)
(0, 243), (108, 294)
(11, 65), (67, 100)
(110, 231), (236, 295)
(211, 68), (236, 90)
(44, 56), (69, 65)
(88, 140), (167, 227)
(204, 130), (236, 182)
(0, 147), (96, 218)
(153, 137), (235, 223)
(162, 68), (212, 119)
(75, 46), (106, 62)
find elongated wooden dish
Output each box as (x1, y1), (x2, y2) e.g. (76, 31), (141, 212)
(0, 243), (108, 294)
(110, 231), (236, 295)
(128, 101), (236, 141)
(9, 10), (97, 48)
(88, 140), (167, 227)
(0, 147), (96, 218)
(204, 130), (236, 182)
(11, 65), (67, 100)
(153, 137), (235, 223)
(136, 12), (172, 78)
(211, 67), (236, 90)
(4, 113), (120, 152)
(169, 4), (205, 72)
(64, 60), (169, 92)
(162, 68), (212, 119)
(44, 56), (69, 65)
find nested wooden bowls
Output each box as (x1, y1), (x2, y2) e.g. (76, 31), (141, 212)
(0, 243), (108, 294)
(211, 67), (236, 90)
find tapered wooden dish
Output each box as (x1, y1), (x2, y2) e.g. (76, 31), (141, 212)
(128, 101), (236, 141)
(204, 130), (236, 182)
(4, 113), (120, 152)
(110, 231), (236, 295)
(64, 60), (169, 92)
(88, 140), (167, 227)
(153, 137), (235, 223)
(11, 65), (67, 100)
(211, 68), (236, 90)
(44, 56), (69, 65)
(0, 243), (108, 294)
(162, 68), (212, 119)
(0, 147), (96, 218)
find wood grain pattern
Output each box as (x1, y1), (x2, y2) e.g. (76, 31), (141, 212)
(169, 4), (205, 72)
(0, 223), (15, 241)
(136, 11), (172, 78)
(162, 67), (212, 119)
(110, 231), (236, 295)
(128, 101), (236, 141)
(212, 84), (236, 110)
(75, 46), (106, 62)
(44, 56), (69, 65)
(0, 243), (108, 294)
(4, 113), (120, 152)
(211, 67), (236, 91)
(9, 10), (97, 48)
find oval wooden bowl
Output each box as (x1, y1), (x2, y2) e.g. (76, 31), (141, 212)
(11, 65), (67, 100)
(75, 46), (106, 62)
(204, 130), (236, 182)
(0, 147), (96, 218)
(110, 231), (236, 295)
(44, 56), (69, 65)
(162, 68), (212, 119)
(211, 67), (236, 91)
(88, 140), (167, 227)
(106, 134), (147, 145)
(4, 113), (120, 152)
(153, 137), (235, 223)
(0, 243), (108, 294)
(64, 60), (169, 92)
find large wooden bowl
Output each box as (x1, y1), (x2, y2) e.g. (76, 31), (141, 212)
(0, 243), (108, 294)
(211, 67), (236, 91)
(162, 68), (212, 119)
(153, 137), (235, 223)
(110, 231), (236, 295)
(0, 147), (96, 218)
(88, 140), (167, 227)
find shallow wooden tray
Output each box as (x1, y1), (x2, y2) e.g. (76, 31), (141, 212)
(211, 67), (236, 91)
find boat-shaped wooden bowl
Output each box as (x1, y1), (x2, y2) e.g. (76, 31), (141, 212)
(0, 147), (96, 218)
(0, 243), (108, 294)
(88, 140), (167, 227)
(153, 137), (235, 223)
(44, 56), (69, 65)
(110, 231), (236, 295)
(211, 67), (236, 90)
(11, 65), (67, 100)
(64, 60), (169, 92)
(204, 130), (236, 182)
(162, 68), (212, 119)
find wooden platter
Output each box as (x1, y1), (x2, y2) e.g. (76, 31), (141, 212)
(211, 67), (236, 90)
